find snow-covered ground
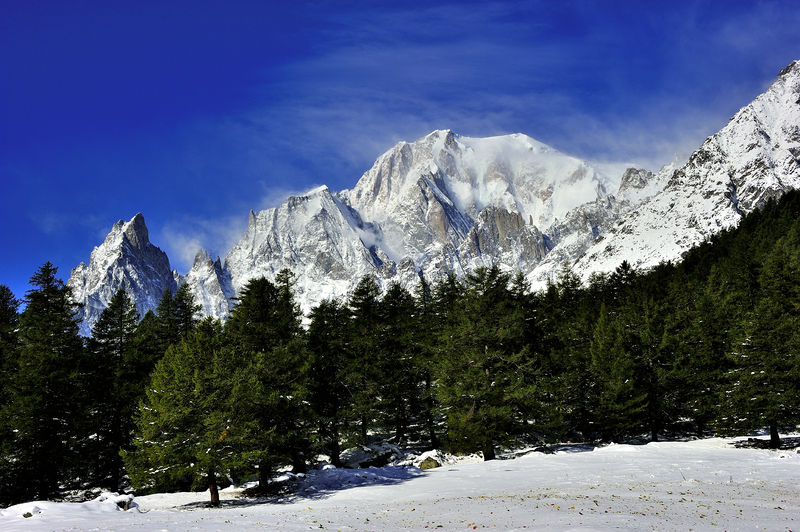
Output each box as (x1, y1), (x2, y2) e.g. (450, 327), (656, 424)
(3, 435), (798, 531)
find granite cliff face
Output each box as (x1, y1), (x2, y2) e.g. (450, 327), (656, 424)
(69, 61), (800, 327)
(68, 214), (176, 334)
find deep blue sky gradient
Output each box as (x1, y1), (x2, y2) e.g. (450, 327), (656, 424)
(2, 0), (799, 300)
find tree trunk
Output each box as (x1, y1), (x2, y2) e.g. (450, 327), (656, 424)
(695, 418), (705, 438)
(258, 460), (270, 492)
(291, 448), (307, 474)
(424, 373), (440, 448)
(207, 469), (220, 507)
(394, 417), (405, 445)
(769, 422), (780, 449)
(330, 424), (342, 468)
(110, 400), (122, 491)
(360, 413), (368, 445)
(482, 438), (496, 461)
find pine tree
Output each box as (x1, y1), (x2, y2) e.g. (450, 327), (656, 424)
(663, 271), (728, 435)
(620, 290), (674, 441)
(0, 285), (20, 505)
(346, 276), (382, 445)
(153, 284), (200, 352)
(435, 266), (530, 460)
(153, 288), (176, 353)
(413, 275), (441, 448)
(225, 273), (301, 354)
(0, 285), (19, 408)
(124, 319), (239, 505)
(725, 225), (800, 447)
(224, 272), (307, 486)
(376, 282), (420, 443)
(86, 289), (140, 490)
(172, 283), (201, 338)
(3, 263), (87, 501)
(307, 299), (351, 466)
(589, 305), (646, 442)
(131, 309), (167, 372)
(554, 266), (601, 440)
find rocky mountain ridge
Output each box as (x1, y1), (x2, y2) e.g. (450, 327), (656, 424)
(68, 60), (800, 329)
(575, 59), (800, 276)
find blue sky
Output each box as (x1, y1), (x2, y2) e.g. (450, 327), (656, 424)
(2, 0), (799, 300)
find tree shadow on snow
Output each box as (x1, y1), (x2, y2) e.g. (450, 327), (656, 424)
(502, 443), (596, 459)
(175, 466), (426, 510)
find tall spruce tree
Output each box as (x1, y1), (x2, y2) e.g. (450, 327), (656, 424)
(3, 263), (86, 502)
(620, 290), (674, 441)
(376, 282), (420, 443)
(346, 276), (382, 444)
(87, 289), (140, 490)
(589, 305), (646, 442)
(435, 266), (530, 460)
(224, 271), (307, 486)
(307, 299), (351, 466)
(0, 285), (21, 505)
(125, 319), (238, 505)
(554, 266), (601, 439)
(153, 284), (201, 352)
(725, 225), (800, 447)
(0, 285), (19, 408)
(413, 275), (441, 448)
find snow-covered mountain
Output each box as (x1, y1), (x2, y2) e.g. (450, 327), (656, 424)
(183, 249), (235, 321)
(68, 214), (177, 335)
(222, 129), (619, 312)
(223, 185), (403, 313)
(575, 59), (800, 276)
(69, 60), (800, 327)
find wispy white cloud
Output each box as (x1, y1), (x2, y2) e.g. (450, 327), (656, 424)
(158, 214), (248, 273)
(220, 1), (792, 183)
(154, 0), (800, 271)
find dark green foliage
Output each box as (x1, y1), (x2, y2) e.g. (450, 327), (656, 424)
(0, 285), (19, 407)
(307, 299), (351, 466)
(588, 305), (645, 441)
(153, 283), (201, 352)
(1, 263), (87, 503)
(0, 286), (20, 505)
(723, 223), (800, 447)
(86, 289), (141, 490)
(224, 271), (308, 486)
(413, 274), (441, 448)
(435, 266), (531, 460)
(225, 272), (302, 353)
(375, 282), (420, 443)
(124, 319), (234, 505)
(345, 276), (382, 445)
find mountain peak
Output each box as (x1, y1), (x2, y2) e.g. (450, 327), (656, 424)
(193, 248), (212, 267)
(778, 59), (800, 78)
(122, 213), (149, 249)
(68, 212), (174, 335)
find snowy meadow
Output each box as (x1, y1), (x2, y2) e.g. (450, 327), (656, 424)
(3, 435), (798, 531)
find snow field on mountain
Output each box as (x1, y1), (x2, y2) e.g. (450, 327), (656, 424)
(3, 435), (798, 531)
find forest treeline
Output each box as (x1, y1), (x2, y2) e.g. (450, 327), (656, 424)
(1, 191), (799, 506)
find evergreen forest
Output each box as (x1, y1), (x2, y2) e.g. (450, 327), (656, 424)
(1, 191), (799, 507)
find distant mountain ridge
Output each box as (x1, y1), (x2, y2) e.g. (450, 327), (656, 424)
(68, 59), (800, 331)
